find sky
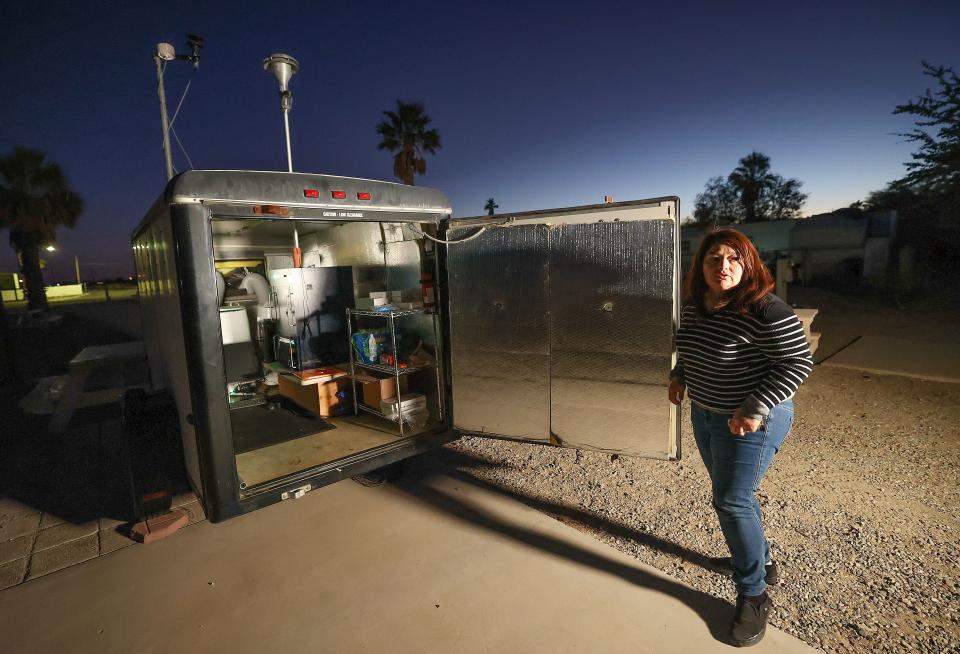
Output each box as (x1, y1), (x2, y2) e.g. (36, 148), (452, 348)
(1, 0), (958, 282)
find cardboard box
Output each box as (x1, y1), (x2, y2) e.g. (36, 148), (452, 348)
(352, 371), (408, 409)
(279, 374), (350, 417)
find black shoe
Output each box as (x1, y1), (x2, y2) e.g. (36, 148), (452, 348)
(706, 557), (779, 585)
(730, 593), (772, 647)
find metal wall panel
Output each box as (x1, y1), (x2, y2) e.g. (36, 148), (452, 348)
(133, 204), (205, 498)
(448, 225), (551, 441)
(301, 221), (421, 298)
(549, 220), (675, 458)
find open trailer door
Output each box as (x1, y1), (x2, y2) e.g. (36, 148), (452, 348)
(444, 197), (681, 459)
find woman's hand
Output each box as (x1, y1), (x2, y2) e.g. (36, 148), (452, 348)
(668, 378), (686, 405)
(728, 410), (761, 436)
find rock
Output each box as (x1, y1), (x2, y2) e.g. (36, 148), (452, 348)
(853, 623), (876, 639)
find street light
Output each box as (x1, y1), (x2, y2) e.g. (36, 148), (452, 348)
(263, 53), (302, 268)
(263, 53), (299, 173)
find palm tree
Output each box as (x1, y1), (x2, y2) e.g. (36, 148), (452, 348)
(728, 151), (777, 223)
(0, 146), (84, 311)
(376, 101), (441, 185)
(484, 198), (498, 215)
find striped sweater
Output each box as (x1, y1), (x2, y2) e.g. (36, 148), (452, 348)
(671, 294), (813, 417)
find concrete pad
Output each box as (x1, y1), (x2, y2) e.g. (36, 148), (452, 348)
(0, 473), (815, 653)
(98, 527), (136, 556)
(27, 533), (98, 580)
(0, 557), (27, 591)
(821, 335), (960, 383)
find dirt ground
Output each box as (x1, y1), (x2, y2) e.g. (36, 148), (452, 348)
(412, 287), (960, 654)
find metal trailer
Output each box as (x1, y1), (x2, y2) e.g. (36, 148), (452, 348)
(131, 170), (681, 522)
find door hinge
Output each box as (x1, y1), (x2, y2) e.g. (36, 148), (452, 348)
(281, 484), (312, 500)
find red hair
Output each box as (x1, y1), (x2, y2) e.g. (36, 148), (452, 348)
(683, 228), (774, 316)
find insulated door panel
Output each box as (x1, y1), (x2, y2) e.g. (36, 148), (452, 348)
(549, 220), (676, 458)
(447, 225), (551, 441)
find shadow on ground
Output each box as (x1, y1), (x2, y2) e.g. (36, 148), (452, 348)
(1, 303), (154, 524)
(377, 449), (736, 643)
(2, 398), (137, 524)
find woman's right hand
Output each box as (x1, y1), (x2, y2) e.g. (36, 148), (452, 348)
(668, 378), (686, 405)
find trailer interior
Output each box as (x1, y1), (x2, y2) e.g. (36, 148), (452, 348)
(209, 216), (445, 493)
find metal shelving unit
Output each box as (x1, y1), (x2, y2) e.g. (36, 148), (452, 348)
(345, 308), (443, 437)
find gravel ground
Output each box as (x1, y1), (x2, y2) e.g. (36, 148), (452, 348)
(407, 298), (960, 653)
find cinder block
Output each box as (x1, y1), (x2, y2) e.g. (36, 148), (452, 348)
(130, 510), (189, 544)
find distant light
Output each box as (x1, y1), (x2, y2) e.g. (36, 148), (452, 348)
(303, 189), (320, 198)
(45, 245), (57, 252)
(331, 190), (347, 199)
(357, 192), (371, 201)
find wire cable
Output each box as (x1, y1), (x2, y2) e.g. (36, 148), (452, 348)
(168, 77), (192, 129)
(160, 69), (196, 172)
(170, 125), (195, 170)
(407, 223), (488, 245)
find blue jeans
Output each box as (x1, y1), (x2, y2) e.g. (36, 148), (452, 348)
(691, 400), (794, 597)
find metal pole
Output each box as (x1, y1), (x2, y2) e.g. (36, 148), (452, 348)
(74, 255), (81, 285)
(283, 109), (293, 173)
(285, 102), (299, 266)
(155, 55), (175, 181)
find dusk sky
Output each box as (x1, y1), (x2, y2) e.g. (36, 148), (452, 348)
(2, 0), (958, 282)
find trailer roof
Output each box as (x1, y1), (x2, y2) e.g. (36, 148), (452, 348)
(164, 170), (452, 217)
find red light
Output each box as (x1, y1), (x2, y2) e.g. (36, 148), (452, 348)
(357, 192), (371, 201)
(331, 190), (347, 199)
(303, 189), (320, 198)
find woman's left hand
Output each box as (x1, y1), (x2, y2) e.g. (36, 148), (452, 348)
(728, 411), (761, 436)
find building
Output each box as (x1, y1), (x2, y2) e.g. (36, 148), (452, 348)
(0, 272), (25, 302)
(680, 209), (897, 284)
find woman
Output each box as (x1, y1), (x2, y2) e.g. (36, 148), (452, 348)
(668, 228), (812, 647)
